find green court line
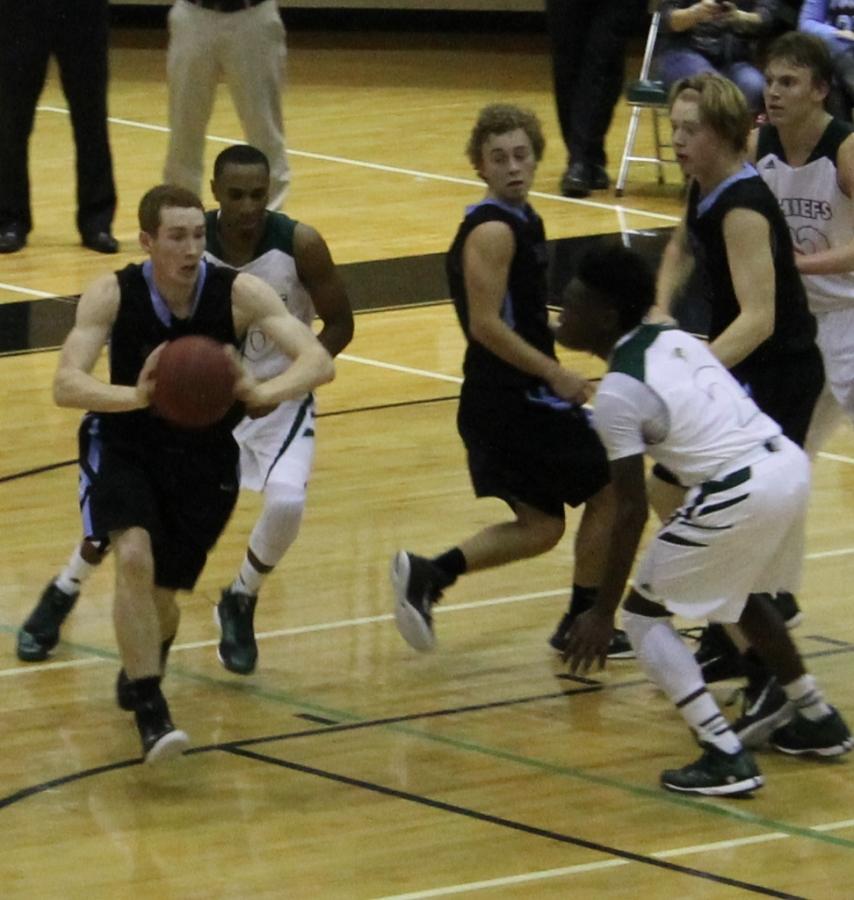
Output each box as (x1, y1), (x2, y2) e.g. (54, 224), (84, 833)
(11, 630), (852, 851)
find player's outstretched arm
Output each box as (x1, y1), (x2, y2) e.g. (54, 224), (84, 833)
(231, 272), (335, 410)
(294, 223), (354, 358)
(53, 274), (147, 412)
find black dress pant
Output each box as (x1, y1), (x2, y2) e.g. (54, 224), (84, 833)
(545, 0), (643, 166)
(0, 0), (116, 235)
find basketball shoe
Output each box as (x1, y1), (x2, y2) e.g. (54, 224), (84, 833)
(16, 579), (79, 661)
(390, 551), (444, 652)
(772, 708), (853, 757)
(732, 677), (794, 748)
(135, 693), (189, 764)
(548, 614), (635, 659)
(661, 743), (763, 796)
(216, 589), (258, 674)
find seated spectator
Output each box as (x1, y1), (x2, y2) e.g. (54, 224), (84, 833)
(656, 1), (781, 114)
(798, 0), (854, 117)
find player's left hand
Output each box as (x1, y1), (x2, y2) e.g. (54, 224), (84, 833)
(564, 609), (614, 674)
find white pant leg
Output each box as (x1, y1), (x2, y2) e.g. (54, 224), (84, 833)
(816, 308), (854, 423)
(163, 1), (223, 194)
(221, 0), (289, 208)
(633, 440), (810, 623)
(804, 383), (845, 458)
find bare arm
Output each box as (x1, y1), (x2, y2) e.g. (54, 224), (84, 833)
(795, 135), (854, 276)
(667, 0), (729, 31)
(53, 274), (153, 412)
(709, 208), (775, 369)
(293, 222), (354, 358)
(654, 219), (693, 319)
(231, 272), (334, 410)
(565, 454), (649, 674)
(463, 220), (588, 403)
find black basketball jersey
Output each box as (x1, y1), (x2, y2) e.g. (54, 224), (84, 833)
(686, 169), (817, 379)
(446, 199), (553, 391)
(99, 260), (241, 445)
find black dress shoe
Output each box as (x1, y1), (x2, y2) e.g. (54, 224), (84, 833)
(0, 226), (26, 254)
(560, 161), (592, 198)
(82, 231), (119, 254)
(590, 163), (610, 191)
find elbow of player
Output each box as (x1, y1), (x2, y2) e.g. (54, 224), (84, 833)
(467, 316), (494, 346)
(52, 371), (75, 408)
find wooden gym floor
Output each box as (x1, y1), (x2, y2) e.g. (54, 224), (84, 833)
(0, 13), (853, 899)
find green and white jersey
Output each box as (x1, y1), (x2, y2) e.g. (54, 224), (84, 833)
(205, 211), (315, 381)
(594, 324), (782, 486)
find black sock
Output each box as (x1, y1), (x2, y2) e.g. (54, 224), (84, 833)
(432, 547), (467, 588)
(131, 675), (163, 706)
(566, 584), (598, 620)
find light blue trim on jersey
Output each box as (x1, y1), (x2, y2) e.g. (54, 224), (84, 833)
(141, 258), (208, 327)
(501, 290), (516, 328)
(465, 197), (532, 223)
(525, 383), (579, 411)
(79, 415), (101, 542)
(697, 163), (757, 217)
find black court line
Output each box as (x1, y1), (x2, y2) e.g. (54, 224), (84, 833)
(0, 680), (612, 811)
(224, 746), (807, 899)
(0, 395), (460, 484)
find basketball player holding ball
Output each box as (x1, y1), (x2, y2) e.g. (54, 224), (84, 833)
(48, 183), (334, 763)
(20, 147), (353, 686)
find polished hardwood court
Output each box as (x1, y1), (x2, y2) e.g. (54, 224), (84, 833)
(1, 13), (853, 900)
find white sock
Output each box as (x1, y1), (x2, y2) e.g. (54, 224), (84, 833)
(230, 486), (305, 598)
(55, 545), (98, 596)
(783, 674), (832, 721)
(622, 609), (742, 754)
(231, 556), (264, 597)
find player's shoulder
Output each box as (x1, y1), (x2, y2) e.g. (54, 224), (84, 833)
(609, 324), (673, 381)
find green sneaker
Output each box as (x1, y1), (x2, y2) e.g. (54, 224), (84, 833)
(661, 743), (763, 796)
(215, 588), (258, 675)
(772, 707), (853, 757)
(16, 579), (79, 661)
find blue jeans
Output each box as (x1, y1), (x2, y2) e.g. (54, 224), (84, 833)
(655, 49), (765, 113)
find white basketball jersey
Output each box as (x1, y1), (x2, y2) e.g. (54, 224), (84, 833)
(755, 121), (854, 313)
(594, 325), (782, 486)
(204, 211), (315, 381)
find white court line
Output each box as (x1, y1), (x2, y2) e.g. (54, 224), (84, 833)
(0, 281), (54, 299)
(371, 822), (854, 900)
(0, 588), (566, 679)
(36, 105), (681, 226)
(338, 353), (463, 384)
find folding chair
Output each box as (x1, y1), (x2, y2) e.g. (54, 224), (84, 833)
(614, 4), (679, 197)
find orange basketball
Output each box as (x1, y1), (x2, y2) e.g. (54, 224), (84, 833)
(151, 336), (237, 429)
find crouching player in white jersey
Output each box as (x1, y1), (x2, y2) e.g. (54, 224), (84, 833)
(555, 242), (851, 796)
(18, 145), (354, 680)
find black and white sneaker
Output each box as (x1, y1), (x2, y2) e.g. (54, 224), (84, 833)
(135, 694), (189, 764)
(772, 707), (853, 757)
(732, 677), (795, 748)
(771, 592), (802, 629)
(390, 551), (444, 652)
(549, 614), (635, 659)
(661, 742), (763, 796)
(694, 624), (744, 684)
(16, 579), (79, 661)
